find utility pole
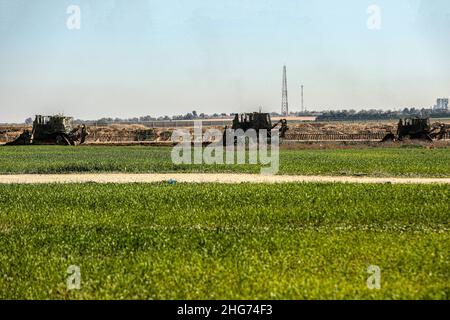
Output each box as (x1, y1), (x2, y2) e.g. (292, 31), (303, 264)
(301, 85), (304, 113)
(281, 65), (289, 116)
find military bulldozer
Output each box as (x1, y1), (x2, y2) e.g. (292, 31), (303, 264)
(222, 112), (288, 145)
(6, 115), (88, 146)
(381, 117), (447, 142)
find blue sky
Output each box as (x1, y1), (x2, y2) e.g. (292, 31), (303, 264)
(0, 0), (449, 122)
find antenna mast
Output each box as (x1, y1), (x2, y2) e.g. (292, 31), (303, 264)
(301, 85), (304, 113)
(281, 66), (289, 116)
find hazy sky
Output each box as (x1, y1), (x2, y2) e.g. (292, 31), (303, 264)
(0, 0), (449, 122)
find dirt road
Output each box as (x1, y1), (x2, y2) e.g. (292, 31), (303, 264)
(0, 173), (449, 184)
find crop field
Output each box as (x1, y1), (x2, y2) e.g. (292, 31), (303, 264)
(0, 183), (448, 299)
(0, 145), (450, 177)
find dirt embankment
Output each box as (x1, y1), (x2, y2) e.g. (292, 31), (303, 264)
(1, 120), (449, 144)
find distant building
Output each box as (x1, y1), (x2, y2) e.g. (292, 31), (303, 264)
(434, 98), (448, 110)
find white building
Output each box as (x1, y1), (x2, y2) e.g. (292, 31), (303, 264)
(434, 98), (448, 110)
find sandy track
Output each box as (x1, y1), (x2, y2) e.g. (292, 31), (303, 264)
(0, 173), (449, 184)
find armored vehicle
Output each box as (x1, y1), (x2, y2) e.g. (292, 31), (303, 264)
(222, 112), (288, 145)
(6, 115), (88, 145)
(381, 117), (447, 142)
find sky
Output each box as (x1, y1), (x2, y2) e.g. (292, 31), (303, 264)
(0, 0), (449, 122)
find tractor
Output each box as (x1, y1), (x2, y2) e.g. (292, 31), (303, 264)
(6, 115), (88, 146)
(222, 112), (288, 145)
(381, 117), (447, 142)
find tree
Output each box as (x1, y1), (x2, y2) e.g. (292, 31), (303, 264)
(140, 115), (154, 122)
(25, 117), (33, 125)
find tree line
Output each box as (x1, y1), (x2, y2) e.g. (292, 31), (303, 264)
(24, 107), (450, 125)
(315, 108), (450, 121)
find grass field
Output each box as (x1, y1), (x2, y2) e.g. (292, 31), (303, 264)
(0, 183), (448, 299)
(0, 145), (450, 177)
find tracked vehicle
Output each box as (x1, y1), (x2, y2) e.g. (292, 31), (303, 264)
(381, 117), (447, 142)
(6, 115), (88, 146)
(222, 112), (288, 145)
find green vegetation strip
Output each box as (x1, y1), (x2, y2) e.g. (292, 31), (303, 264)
(0, 145), (450, 177)
(0, 183), (448, 299)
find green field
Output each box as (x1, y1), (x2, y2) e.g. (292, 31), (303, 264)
(0, 145), (450, 177)
(0, 183), (448, 299)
